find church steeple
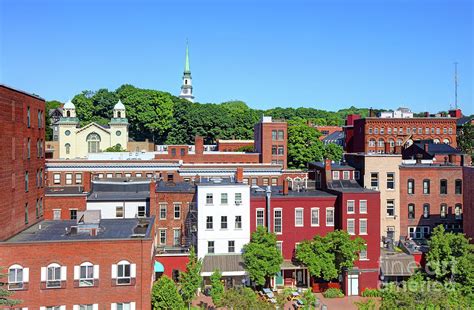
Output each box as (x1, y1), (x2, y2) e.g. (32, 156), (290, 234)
(179, 42), (195, 102)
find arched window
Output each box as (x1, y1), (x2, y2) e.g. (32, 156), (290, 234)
(369, 139), (376, 147)
(65, 143), (71, 155)
(455, 204), (462, 220)
(378, 138), (385, 147)
(66, 110), (71, 117)
(433, 138), (440, 144)
(117, 111), (121, 118)
(87, 133), (101, 153)
(114, 260), (133, 285)
(8, 264), (27, 290)
(440, 204), (447, 218)
(443, 138), (450, 145)
(423, 179), (430, 194)
(78, 262), (94, 287)
(396, 139), (403, 146)
(423, 204), (430, 218)
(408, 204), (415, 219)
(46, 263), (62, 288)
(407, 179), (415, 194)
(389, 139), (395, 147)
(455, 179), (462, 194)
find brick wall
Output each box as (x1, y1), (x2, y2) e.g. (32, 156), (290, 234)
(44, 195), (87, 220)
(462, 166), (474, 242)
(0, 85), (46, 240)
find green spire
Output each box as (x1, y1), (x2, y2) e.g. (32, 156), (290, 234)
(184, 42), (190, 73)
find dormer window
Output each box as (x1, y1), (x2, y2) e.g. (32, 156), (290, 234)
(332, 171), (340, 180)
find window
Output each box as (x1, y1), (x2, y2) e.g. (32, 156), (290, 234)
(206, 216), (213, 229)
(256, 209), (264, 227)
(386, 173), (395, 189)
(359, 219), (367, 235)
(70, 209), (77, 220)
(159, 228), (167, 244)
(228, 240), (235, 253)
(159, 203), (167, 219)
(409, 226), (430, 239)
(276, 241), (282, 254)
(221, 216), (228, 229)
(106, 173), (113, 178)
(354, 171), (360, 180)
(173, 229), (181, 246)
(79, 262), (94, 287)
(116, 261), (131, 285)
(125, 173), (131, 178)
(408, 204), (415, 219)
(243, 178), (249, 184)
(271, 178), (278, 186)
(368, 128), (372, 134)
(378, 139), (384, 147)
(386, 200), (395, 217)
(116, 303), (134, 310)
(425, 128), (429, 134)
(423, 204), (430, 218)
(326, 208), (334, 226)
(78, 305), (94, 310)
(262, 178), (269, 186)
(65, 173), (73, 185)
(173, 203), (181, 219)
(65, 143), (71, 155)
(347, 219), (355, 235)
(448, 128), (453, 134)
(440, 204), (447, 218)
(86, 132), (101, 153)
(374, 128), (378, 134)
(75, 173), (82, 184)
(235, 216), (242, 229)
(305, 208), (318, 228)
(423, 179), (430, 194)
(455, 179), (462, 194)
(380, 127), (384, 134)
(272, 145), (277, 155)
(180, 148), (185, 156)
(206, 193), (213, 204)
(359, 200), (367, 214)
(25, 171), (28, 192)
(274, 209), (282, 233)
(295, 208), (303, 227)
(347, 200), (355, 214)
(116, 173), (122, 178)
(208, 241), (215, 254)
(27, 106), (30, 127)
(272, 130), (277, 140)
(278, 130), (284, 140)
(46, 306), (61, 310)
(368, 139), (376, 147)
(440, 179), (447, 194)
(221, 193), (228, 204)
(98, 173), (104, 179)
(8, 265), (26, 290)
(277, 146), (284, 155)
(251, 178), (258, 186)
(116, 206), (124, 218)
(407, 179), (415, 194)
(455, 204), (462, 220)
(332, 171), (340, 180)
(171, 148), (176, 157)
(46, 263), (62, 288)
(138, 206), (146, 217)
(359, 246), (368, 260)
(343, 171), (350, 180)
(370, 173), (378, 189)
(234, 193), (242, 205)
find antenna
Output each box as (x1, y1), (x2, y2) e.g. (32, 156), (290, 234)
(454, 62), (458, 109)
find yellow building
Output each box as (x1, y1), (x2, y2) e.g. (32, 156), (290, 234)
(58, 99), (129, 159)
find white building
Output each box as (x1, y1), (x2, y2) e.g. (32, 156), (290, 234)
(196, 180), (250, 259)
(379, 107), (413, 118)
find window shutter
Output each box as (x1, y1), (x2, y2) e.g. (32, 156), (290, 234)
(60, 266), (67, 281)
(130, 302), (136, 310)
(111, 303), (117, 310)
(111, 264), (117, 278)
(40, 307), (46, 310)
(130, 263), (136, 278)
(40, 267), (46, 281)
(93, 264), (99, 279)
(23, 268), (29, 282)
(60, 306), (66, 310)
(93, 304), (98, 310)
(73, 306), (79, 310)
(74, 266), (80, 280)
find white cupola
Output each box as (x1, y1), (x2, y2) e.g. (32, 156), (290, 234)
(63, 99), (76, 118)
(113, 99), (126, 118)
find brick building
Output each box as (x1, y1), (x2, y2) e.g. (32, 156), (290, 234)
(0, 215), (155, 309)
(254, 116), (288, 168)
(463, 166), (474, 242)
(216, 139), (254, 152)
(0, 85), (46, 241)
(399, 163), (464, 240)
(344, 115), (458, 154)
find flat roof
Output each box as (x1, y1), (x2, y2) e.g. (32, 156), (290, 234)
(5, 218), (154, 243)
(46, 186), (87, 196)
(0, 84), (45, 100)
(250, 186), (335, 198)
(309, 162), (355, 170)
(155, 181), (196, 193)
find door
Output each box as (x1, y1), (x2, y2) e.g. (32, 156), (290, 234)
(348, 274), (359, 296)
(275, 271), (283, 286)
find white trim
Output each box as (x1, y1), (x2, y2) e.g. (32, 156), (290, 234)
(130, 263), (136, 278)
(40, 267), (46, 281)
(274, 208), (283, 234)
(256, 208), (265, 227)
(60, 266), (67, 281)
(93, 264), (99, 279)
(23, 267), (29, 282)
(111, 264), (117, 279)
(294, 208), (304, 227)
(359, 218), (368, 235)
(347, 219), (355, 235)
(93, 305), (99, 310)
(111, 304), (117, 310)
(310, 208), (320, 227)
(74, 265), (80, 280)
(326, 207), (335, 227)
(359, 200), (367, 214)
(130, 302), (136, 310)
(347, 200), (355, 214)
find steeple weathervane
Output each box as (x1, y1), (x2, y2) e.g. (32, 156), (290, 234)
(179, 42), (195, 102)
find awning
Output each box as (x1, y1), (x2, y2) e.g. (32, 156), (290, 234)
(280, 260), (306, 270)
(380, 254), (418, 277)
(201, 254), (247, 277)
(154, 261), (164, 273)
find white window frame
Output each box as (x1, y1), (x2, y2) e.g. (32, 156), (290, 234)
(235, 215), (242, 229)
(326, 208), (335, 226)
(386, 200), (395, 217)
(343, 171), (350, 180)
(159, 203), (167, 220)
(75, 173), (82, 184)
(173, 228), (181, 246)
(359, 219), (367, 235)
(206, 216), (213, 230)
(78, 262), (95, 287)
(234, 193), (242, 205)
(45, 263), (64, 288)
(347, 200), (355, 214)
(8, 264), (28, 290)
(206, 193), (213, 205)
(347, 219), (355, 235)
(137, 206), (146, 218)
(53, 173), (61, 184)
(274, 208), (282, 234)
(332, 171), (340, 180)
(159, 229), (166, 245)
(173, 203), (181, 219)
(295, 208), (304, 227)
(115, 260), (133, 285)
(359, 200), (367, 214)
(256, 208), (265, 227)
(220, 216), (228, 229)
(65, 173), (73, 185)
(359, 245), (368, 260)
(221, 193), (228, 205)
(310, 208), (320, 227)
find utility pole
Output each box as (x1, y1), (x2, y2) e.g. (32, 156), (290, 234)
(454, 62), (458, 109)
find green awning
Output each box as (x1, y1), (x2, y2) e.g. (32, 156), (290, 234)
(154, 261), (164, 273)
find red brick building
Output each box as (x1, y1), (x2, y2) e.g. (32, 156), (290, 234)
(0, 85), (46, 241)
(463, 166), (474, 242)
(399, 163), (464, 240)
(254, 116), (288, 168)
(344, 115), (458, 154)
(0, 216), (155, 309)
(216, 139), (254, 152)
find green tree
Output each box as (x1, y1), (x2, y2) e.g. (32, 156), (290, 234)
(458, 122), (474, 159)
(179, 247), (202, 306)
(151, 275), (185, 310)
(0, 269), (21, 307)
(296, 230), (366, 281)
(104, 144), (126, 152)
(287, 119), (324, 169)
(242, 226), (283, 287)
(323, 144), (344, 162)
(210, 269), (224, 306)
(220, 287), (273, 310)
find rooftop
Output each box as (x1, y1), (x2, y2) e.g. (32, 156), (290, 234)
(322, 131), (344, 141)
(88, 180), (150, 201)
(201, 254), (246, 275)
(46, 186), (87, 196)
(155, 181), (196, 193)
(5, 218), (154, 243)
(250, 186), (335, 198)
(327, 180), (377, 193)
(411, 141), (461, 155)
(0, 84), (45, 100)
(309, 161), (356, 170)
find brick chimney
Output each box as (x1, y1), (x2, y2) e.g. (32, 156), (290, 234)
(325, 159), (332, 184)
(235, 167), (244, 183)
(82, 172), (92, 192)
(448, 109), (462, 118)
(195, 136), (204, 155)
(282, 179), (289, 195)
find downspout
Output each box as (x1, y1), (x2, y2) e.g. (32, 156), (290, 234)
(265, 186), (271, 232)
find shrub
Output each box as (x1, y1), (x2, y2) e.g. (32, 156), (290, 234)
(323, 288), (344, 298)
(361, 288), (382, 297)
(355, 298), (377, 310)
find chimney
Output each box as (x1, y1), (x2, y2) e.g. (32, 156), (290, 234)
(195, 136), (204, 155)
(283, 179), (289, 195)
(448, 109), (462, 118)
(235, 167), (244, 183)
(424, 143), (429, 153)
(325, 159), (332, 184)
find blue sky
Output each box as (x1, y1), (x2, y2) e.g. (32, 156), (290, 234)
(1, 0), (473, 114)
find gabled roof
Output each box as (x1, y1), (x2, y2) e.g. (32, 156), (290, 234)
(322, 131), (344, 141)
(76, 122), (111, 134)
(412, 142), (461, 155)
(457, 116), (473, 126)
